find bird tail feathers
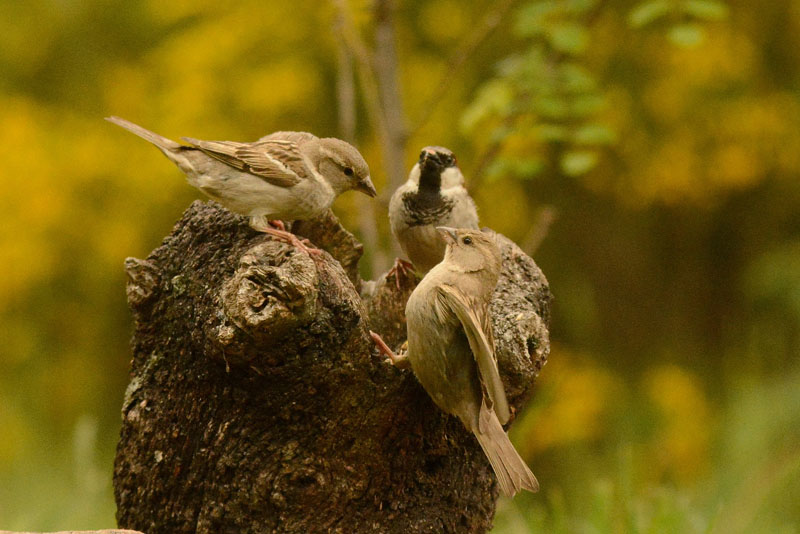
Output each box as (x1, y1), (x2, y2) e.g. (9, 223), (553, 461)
(105, 116), (182, 151)
(474, 401), (539, 497)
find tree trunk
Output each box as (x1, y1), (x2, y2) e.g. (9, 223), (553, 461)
(0, 531), (143, 534)
(115, 201), (551, 534)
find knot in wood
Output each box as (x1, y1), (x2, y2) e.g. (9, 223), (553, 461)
(220, 241), (318, 344)
(124, 257), (160, 313)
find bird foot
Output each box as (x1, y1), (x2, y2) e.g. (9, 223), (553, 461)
(369, 331), (410, 369)
(251, 219), (323, 258)
(268, 219), (287, 232)
(386, 258), (415, 290)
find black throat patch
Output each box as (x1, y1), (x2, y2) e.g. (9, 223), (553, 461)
(402, 153), (456, 226)
(402, 190), (454, 226)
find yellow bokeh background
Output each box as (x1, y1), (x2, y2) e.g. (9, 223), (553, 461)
(1, 0), (799, 532)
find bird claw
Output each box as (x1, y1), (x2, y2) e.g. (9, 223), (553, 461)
(287, 234), (324, 257)
(302, 242), (324, 257)
(386, 258), (415, 290)
(268, 219), (287, 232)
(369, 331), (410, 369)
(252, 220), (323, 258)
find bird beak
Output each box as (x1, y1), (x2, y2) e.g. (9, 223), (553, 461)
(356, 176), (377, 197)
(436, 226), (458, 244)
(420, 147), (441, 168)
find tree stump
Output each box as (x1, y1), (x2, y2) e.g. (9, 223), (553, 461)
(115, 201), (551, 534)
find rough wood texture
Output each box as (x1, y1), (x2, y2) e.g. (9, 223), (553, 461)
(0, 531), (143, 534)
(116, 201), (551, 534)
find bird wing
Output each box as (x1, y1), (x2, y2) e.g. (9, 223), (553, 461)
(180, 137), (305, 188)
(437, 284), (511, 425)
(258, 131), (317, 144)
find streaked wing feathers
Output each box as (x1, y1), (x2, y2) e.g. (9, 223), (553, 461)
(258, 131), (317, 144)
(180, 137), (304, 188)
(437, 284), (511, 426)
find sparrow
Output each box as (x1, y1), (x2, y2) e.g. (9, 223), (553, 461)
(371, 227), (538, 497)
(106, 116), (376, 254)
(388, 146), (479, 275)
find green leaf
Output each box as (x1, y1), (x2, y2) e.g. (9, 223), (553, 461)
(536, 95), (570, 119)
(570, 94), (606, 117)
(513, 158), (546, 178)
(497, 54), (526, 78)
(668, 23), (705, 47)
(573, 123), (617, 145)
(489, 124), (513, 144)
(548, 23), (589, 55)
(514, 1), (558, 37)
(565, 0), (599, 13)
(743, 242), (800, 319)
(628, 0), (671, 28)
(485, 158), (512, 183)
(487, 156), (546, 182)
(683, 0), (729, 20)
(560, 150), (598, 175)
(537, 123), (570, 142)
(460, 80), (513, 133)
(560, 63), (596, 93)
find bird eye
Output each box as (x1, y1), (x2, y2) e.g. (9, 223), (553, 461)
(343, 167), (354, 176)
(462, 236), (472, 245)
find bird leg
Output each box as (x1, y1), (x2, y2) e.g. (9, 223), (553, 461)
(269, 219), (287, 231)
(369, 331), (410, 369)
(386, 258), (416, 290)
(249, 217), (323, 257)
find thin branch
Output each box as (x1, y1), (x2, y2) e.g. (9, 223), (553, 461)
(520, 205), (558, 256)
(467, 110), (519, 195)
(333, 13), (356, 143)
(373, 0), (408, 194)
(329, 0), (398, 273)
(332, 10), (386, 279)
(330, 0), (390, 157)
(467, 140), (504, 196)
(330, 0), (404, 200)
(410, 0), (520, 135)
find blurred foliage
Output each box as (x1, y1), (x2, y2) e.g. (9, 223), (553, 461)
(498, 361), (800, 533)
(1, 0), (799, 532)
(462, 0), (613, 181)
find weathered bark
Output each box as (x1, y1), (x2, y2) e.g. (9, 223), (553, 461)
(115, 201), (551, 534)
(0, 531), (142, 534)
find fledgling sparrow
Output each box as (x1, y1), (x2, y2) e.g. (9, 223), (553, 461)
(106, 116), (376, 254)
(388, 147), (479, 274)
(371, 227), (539, 497)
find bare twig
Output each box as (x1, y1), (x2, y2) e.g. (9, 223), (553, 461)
(330, 0), (391, 158)
(333, 13), (356, 143)
(520, 205), (558, 256)
(332, 9), (387, 278)
(331, 0), (405, 267)
(467, 140), (504, 195)
(411, 0), (520, 135)
(373, 0), (408, 195)
(330, 0), (406, 200)
(467, 108), (520, 195)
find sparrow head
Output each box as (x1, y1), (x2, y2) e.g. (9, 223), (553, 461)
(419, 146), (456, 169)
(318, 138), (376, 197)
(409, 146), (465, 190)
(437, 227), (502, 275)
